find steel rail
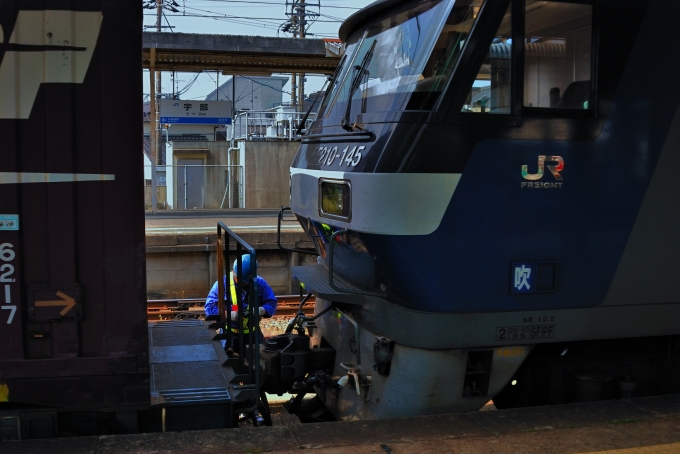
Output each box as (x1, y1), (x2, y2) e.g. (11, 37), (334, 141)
(146, 295), (316, 321)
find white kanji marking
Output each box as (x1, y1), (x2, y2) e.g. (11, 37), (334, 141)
(514, 265), (532, 291)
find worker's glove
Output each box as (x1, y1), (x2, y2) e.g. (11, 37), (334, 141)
(229, 309), (265, 318)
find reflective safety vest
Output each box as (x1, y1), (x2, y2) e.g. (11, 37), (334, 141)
(320, 223), (332, 241)
(229, 272), (254, 334)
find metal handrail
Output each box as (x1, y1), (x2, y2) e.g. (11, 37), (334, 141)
(216, 221), (261, 414)
(328, 229), (387, 298)
(216, 236), (225, 327)
(300, 131), (374, 143)
(277, 206), (318, 256)
(233, 110), (316, 141)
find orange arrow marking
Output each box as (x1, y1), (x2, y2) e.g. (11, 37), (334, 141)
(35, 291), (76, 316)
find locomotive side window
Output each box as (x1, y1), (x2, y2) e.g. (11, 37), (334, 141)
(461, 3), (512, 114)
(524, 1), (592, 109)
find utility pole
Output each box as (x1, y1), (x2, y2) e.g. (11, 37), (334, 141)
(148, 0), (163, 214)
(290, 7), (298, 113)
(298, 1), (305, 113)
(144, 0), (178, 212)
(291, 74), (297, 113)
(150, 48), (157, 214)
(231, 75), (236, 148)
(283, 1), (319, 115)
(155, 0), (162, 165)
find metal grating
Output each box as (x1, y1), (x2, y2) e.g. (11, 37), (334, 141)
(150, 320), (204, 328)
(152, 362), (228, 391)
(159, 387), (230, 404)
(150, 325), (211, 347)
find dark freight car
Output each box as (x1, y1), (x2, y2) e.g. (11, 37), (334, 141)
(0, 0), (148, 434)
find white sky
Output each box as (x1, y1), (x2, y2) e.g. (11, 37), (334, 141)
(143, 0), (375, 103)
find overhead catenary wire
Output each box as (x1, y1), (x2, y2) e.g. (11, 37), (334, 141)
(162, 10), (175, 32)
(143, 12), (339, 23)
(143, 0), (371, 101)
(188, 0), (359, 9)
(143, 0), (367, 36)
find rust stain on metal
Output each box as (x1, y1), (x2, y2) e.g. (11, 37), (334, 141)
(497, 347), (525, 357)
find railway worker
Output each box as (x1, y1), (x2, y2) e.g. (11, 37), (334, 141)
(205, 254), (277, 350)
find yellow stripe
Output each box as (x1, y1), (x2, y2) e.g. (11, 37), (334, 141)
(0, 384), (8, 402)
(229, 272), (252, 333)
(576, 442), (680, 454)
(229, 272), (237, 304)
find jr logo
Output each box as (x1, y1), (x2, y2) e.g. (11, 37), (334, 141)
(0, 11), (102, 119)
(521, 155), (564, 181)
(520, 156), (564, 189)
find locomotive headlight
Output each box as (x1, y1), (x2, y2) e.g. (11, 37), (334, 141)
(319, 179), (351, 221)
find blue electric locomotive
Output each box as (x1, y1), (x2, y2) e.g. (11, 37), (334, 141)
(282, 0), (680, 420)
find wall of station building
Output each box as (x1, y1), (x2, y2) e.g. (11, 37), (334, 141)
(241, 140), (299, 208)
(152, 139), (298, 209)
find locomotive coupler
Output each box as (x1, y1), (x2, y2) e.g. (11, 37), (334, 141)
(337, 362), (372, 401)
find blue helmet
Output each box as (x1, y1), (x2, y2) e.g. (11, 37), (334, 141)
(233, 254), (254, 283)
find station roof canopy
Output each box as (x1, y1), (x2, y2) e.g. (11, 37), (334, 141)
(143, 32), (342, 75)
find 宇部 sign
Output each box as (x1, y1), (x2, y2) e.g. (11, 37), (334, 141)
(160, 99), (232, 125)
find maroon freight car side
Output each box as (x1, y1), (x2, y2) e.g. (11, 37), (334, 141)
(0, 1), (148, 410)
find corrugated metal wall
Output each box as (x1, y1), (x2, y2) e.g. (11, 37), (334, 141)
(0, 1), (148, 409)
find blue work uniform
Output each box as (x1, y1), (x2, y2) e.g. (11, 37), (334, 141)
(205, 275), (277, 330)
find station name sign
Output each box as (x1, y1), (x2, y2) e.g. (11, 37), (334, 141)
(160, 99), (232, 125)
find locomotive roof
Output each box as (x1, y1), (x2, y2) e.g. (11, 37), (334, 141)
(339, 0), (405, 42)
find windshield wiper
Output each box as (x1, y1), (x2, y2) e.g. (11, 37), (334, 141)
(326, 53), (347, 98)
(341, 39), (376, 132)
(296, 54), (347, 136)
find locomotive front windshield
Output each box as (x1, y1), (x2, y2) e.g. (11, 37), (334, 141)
(320, 0), (483, 119)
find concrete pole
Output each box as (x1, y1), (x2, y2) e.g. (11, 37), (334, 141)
(291, 7), (298, 113)
(291, 74), (297, 113)
(150, 48), (157, 214)
(299, 2), (306, 114)
(148, 0), (163, 214)
(155, 0), (162, 165)
(230, 75), (237, 208)
(299, 76), (305, 114)
(231, 75), (236, 148)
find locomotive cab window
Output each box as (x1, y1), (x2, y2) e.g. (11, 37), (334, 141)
(320, 0), (484, 120)
(524, 1), (592, 110)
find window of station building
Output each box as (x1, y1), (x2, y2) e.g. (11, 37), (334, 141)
(461, 3), (512, 114)
(524, 1), (592, 110)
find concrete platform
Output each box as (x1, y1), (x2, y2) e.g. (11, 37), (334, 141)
(144, 211), (316, 298)
(144, 211), (311, 261)
(145, 210), (308, 249)
(3, 395), (680, 454)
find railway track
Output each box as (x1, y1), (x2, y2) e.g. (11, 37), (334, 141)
(147, 294), (316, 321)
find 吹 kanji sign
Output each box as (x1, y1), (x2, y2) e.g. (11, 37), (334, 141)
(160, 99), (232, 125)
(511, 262), (535, 294)
(28, 284), (82, 321)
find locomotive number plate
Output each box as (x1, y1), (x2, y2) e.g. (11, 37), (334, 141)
(496, 324), (555, 341)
